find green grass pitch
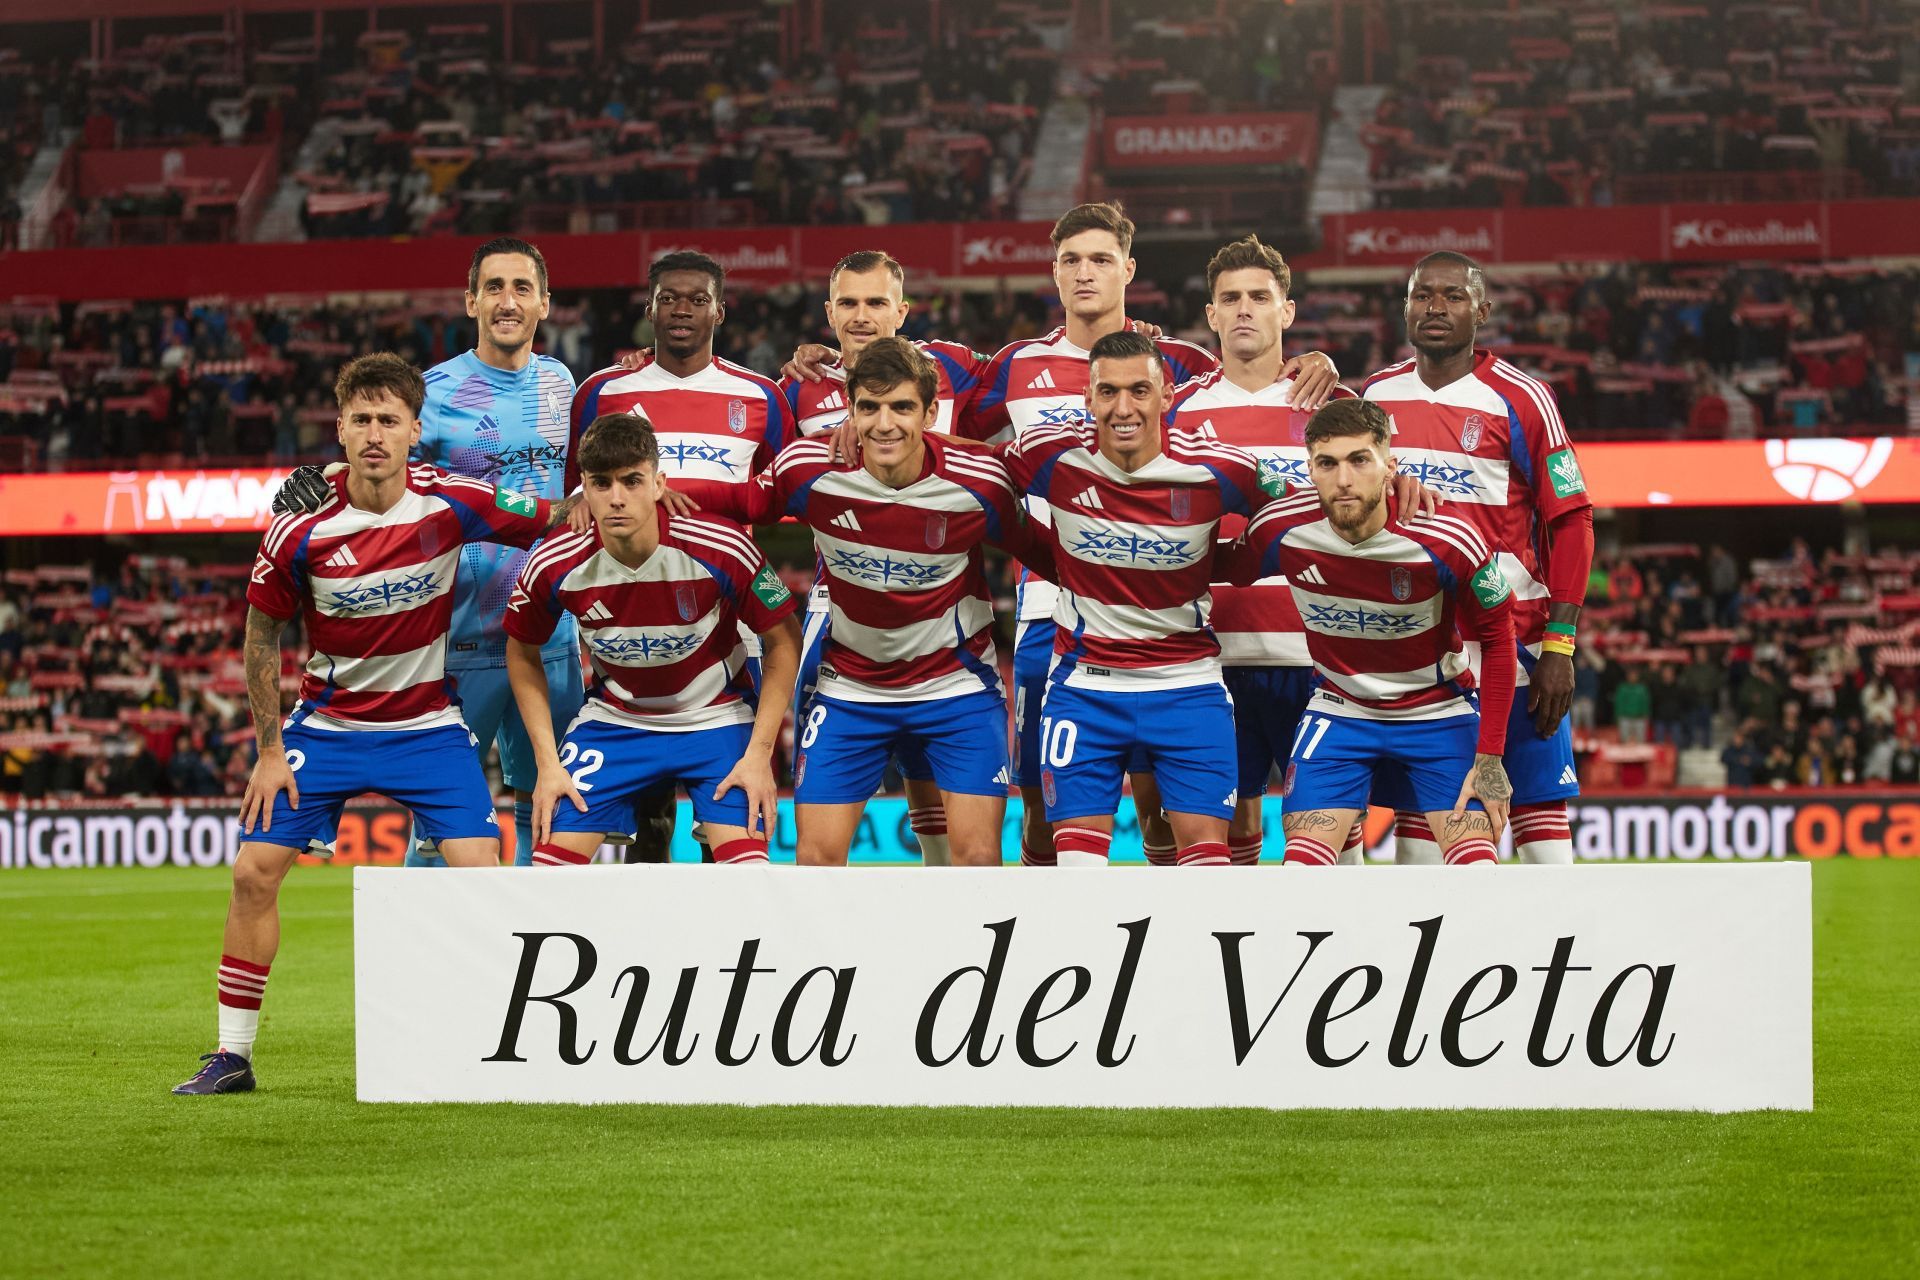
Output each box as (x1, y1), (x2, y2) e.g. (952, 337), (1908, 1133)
(2, 861), (1915, 1278)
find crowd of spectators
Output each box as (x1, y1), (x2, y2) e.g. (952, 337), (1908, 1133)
(1570, 540), (1920, 790)
(1364, 1), (1914, 208)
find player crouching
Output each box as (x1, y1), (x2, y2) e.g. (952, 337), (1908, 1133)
(505, 413), (801, 867)
(1222, 399), (1515, 865)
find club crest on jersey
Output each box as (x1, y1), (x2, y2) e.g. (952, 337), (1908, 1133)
(1170, 489), (1191, 522)
(1460, 414), (1486, 451)
(925, 512), (948, 549)
(1390, 566), (1413, 601)
(674, 584), (698, 621)
(1041, 769), (1057, 809)
(1289, 411), (1308, 445)
(794, 753), (808, 788)
(1282, 763), (1296, 797)
(727, 399), (748, 434)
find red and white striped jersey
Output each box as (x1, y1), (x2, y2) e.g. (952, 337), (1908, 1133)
(567, 353), (795, 512)
(1166, 370), (1358, 667)
(960, 325), (1218, 622)
(1363, 348), (1591, 670)
(781, 338), (989, 439)
(715, 436), (1031, 702)
(247, 465), (552, 732)
(999, 423), (1274, 691)
(504, 511), (799, 733)
(1224, 492), (1516, 754)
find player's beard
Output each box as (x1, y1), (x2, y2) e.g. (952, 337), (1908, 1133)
(1325, 485), (1385, 535)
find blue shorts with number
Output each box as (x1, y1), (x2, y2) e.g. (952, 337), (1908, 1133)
(1015, 622), (1150, 792)
(245, 721), (500, 851)
(1225, 665), (1318, 796)
(1036, 679), (1238, 823)
(549, 716), (754, 836)
(1286, 708), (1483, 815)
(1373, 674), (1577, 811)
(794, 689), (1008, 804)
(798, 609), (930, 782)
(453, 652), (586, 793)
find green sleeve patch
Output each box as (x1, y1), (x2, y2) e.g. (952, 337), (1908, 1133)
(1256, 458), (1287, 498)
(495, 487), (538, 518)
(1471, 559), (1511, 609)
(751, 564), (792, 610)
(1546, 448), (1586, 499)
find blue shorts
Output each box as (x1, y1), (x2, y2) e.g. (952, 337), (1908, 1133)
(1373, 683), (1578, 811)
(794, 690), (1008, 804)
(452, 651), (586, 793)
(1037, 679), (1238, 823)
(1224, 665), (1317, 796)
(1285, 708), (1483, 815)
(244, 722), (500, 851)
(549, 716), (754, 836)
(799, 609), (930, 782)
(1015, 621), (1148, 791)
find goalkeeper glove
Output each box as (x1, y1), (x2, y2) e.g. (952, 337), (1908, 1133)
(272, 463), (348, 514)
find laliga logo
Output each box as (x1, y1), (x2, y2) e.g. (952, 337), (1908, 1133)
(961, 236), (1054, 268)
(1764, 437), (1892, 502)
(1670, 218), (1820, 250)
(1344, 225), (1495, 257)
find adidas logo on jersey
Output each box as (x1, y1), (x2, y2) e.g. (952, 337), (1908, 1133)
(1294, 564), (1328, 586)
(322, 546), (359, 570)
(1559, 765), (1579, 786)
(582, 600), (615, 624)
(830, 510), (864, 532)
(1072, 487), (1104, 510)
(1026, 368), (1058, 390)
(992, 766), (1010, 786)
(819, 390), (845, 411)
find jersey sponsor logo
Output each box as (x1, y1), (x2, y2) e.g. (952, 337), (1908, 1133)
(1396, 456), (1486, 498)
(1460, 414), (1486, 451)
(924, 512), (948, 549)
(1390, 566), (1413, 601)
(1035, 405), (1094, 428)
(674, 584), (699, 621)
(481, 442), (567, 475)
(1302, 601), (1424, 635)
(322, 569), (443, 614)
(1471, 559), (1512, 608)
(826, 547), (946, 587)
(1547, 448), (1586, 498)
(1170, 489), (1191, 522)
(659, 440), (737, 469)
(587, 632), (703, 662)
(495, 487), (538, 518)
(1068, 525), (1197, 567)
(751, 564), (793, 609)
(726, 399), (748, 434)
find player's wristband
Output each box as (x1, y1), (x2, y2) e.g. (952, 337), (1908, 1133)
(1540, 638), (1577, 657)
(1545, 621), (1578, 638)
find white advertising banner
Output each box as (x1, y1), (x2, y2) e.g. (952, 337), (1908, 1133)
(354, 864), (1811, 1111)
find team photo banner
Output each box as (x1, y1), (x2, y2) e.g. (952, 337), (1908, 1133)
(354, 864), (1811, 1111)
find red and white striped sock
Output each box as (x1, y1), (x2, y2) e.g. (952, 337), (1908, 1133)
(1339, 822), (1367, 866)
(1284, 834), (1340, 866)
(908, 806), (952, 866)
(1510, 802), (1573, 864)
(531, 842), (592, 867)
(1020, 837), (1057, 867)
(713, 838), (770, 864)
(1393, 812), (1443, 865)
(1228, 835), (1263, 866)
(1444, 836), (1499, 865)
(1144, 839), (1178, 867)
(1177, 841), (1230, 866)
(216, 954), (269, 1062)
(1054, 826), (1112, 867)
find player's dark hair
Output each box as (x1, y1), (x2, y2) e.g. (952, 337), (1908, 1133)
(578, 413), (660, 474)
(467, 237), (549, 297)
(1206, 234), (1292, 298)
(649, 250), (725, 297)
(1051, 202), (1135, 256)
(848, 337), (937, 410)
(830, 250), (905, 293)
(1303, 398), (1391, 450)
(1087, 328), (1161, 382)
(334, 352), (425, 417)
(1408, 251), (1489, 307)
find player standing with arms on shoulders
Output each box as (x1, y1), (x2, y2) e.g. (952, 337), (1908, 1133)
(271, 238), (583, 868)
(174, 354), (576, 1094)
(1365, 253), (1593, 864)
(1168, 234), (1367, 866)
(962, 202), (1341, 867)
(505, 413), (801, 867)
(1222, 399), (1515, 867)
(570, 251), (796, 862)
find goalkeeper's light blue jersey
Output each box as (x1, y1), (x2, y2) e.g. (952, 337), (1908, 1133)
(416, 349), (578, 671)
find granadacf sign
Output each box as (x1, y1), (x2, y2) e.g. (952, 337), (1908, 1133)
(1102, 112), (1318, 170)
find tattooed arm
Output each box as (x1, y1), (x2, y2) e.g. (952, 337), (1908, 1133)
(239, 606), (297, 835)
(1452, 751), (1512, 841)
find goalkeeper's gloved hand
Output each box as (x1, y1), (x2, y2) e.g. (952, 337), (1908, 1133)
(272, 463), (348, 514)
